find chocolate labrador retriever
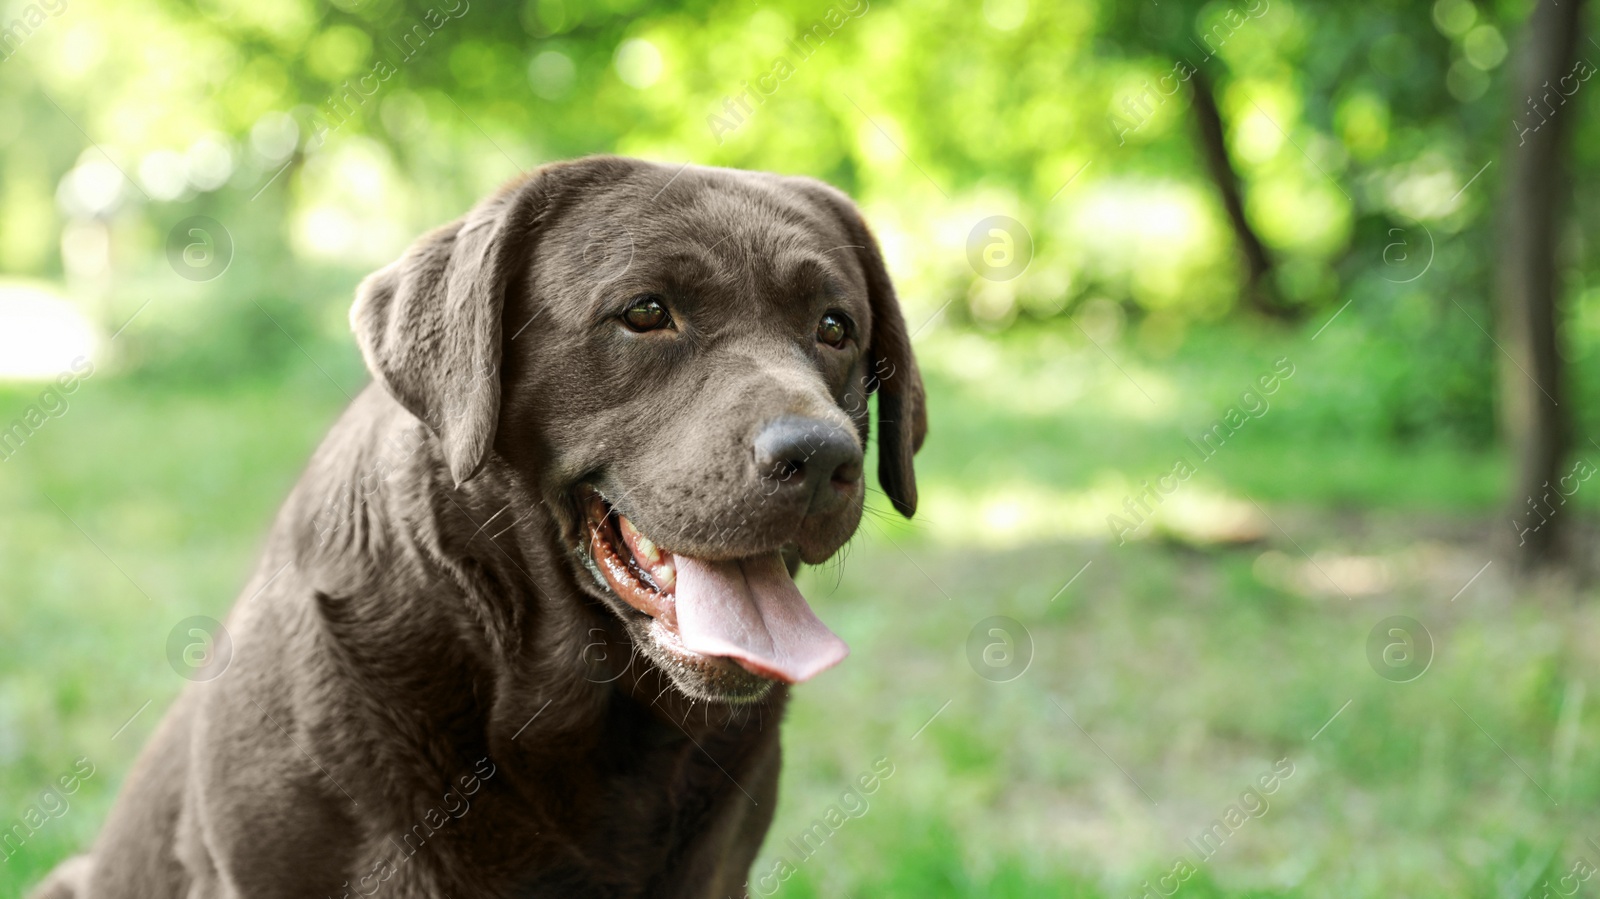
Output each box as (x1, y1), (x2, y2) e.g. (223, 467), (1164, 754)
(31, 156), (925, 898)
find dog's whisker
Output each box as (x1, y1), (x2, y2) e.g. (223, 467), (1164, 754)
(490, 509), (537, 541)
(468, 502), (514, 541)
(440, 494), (557, 610)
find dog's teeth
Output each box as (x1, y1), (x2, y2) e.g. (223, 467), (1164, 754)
(620, 516), (659, 562)
(636, 534), (659, 562)
(618, 514), (677, 592)
(654, 558), (676, 591)
(618, 514), (641, 544)
(619, 515), (675, 592)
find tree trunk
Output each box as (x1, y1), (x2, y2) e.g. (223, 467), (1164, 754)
(1498, 0), (1583, 568)
(1189, 69), (1288, 319)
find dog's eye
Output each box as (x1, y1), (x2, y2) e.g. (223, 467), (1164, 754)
(621, 296), (672, 332)
(817, 312), (850, 348)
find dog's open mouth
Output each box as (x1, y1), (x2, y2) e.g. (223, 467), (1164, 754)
(582, 490), (848, 685)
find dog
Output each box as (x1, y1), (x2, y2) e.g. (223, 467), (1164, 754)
(30, 155), (926, 898)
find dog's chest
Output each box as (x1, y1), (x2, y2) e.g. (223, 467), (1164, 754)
(479, 700), (774, 897)
(550, 706), (753, 886)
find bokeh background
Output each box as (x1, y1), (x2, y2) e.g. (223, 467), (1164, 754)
(4, 0), (1600, 895)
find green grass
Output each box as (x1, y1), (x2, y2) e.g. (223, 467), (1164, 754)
(3, 323), (1597, 897)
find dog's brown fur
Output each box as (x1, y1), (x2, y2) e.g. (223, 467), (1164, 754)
(34, 156), (924, 898)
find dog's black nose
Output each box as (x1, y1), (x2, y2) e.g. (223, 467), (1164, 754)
(754, 416), (863, 514)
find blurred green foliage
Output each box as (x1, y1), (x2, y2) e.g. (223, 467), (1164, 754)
(3, 0), (1597, 442)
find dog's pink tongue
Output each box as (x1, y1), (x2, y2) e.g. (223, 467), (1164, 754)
(672, 552), (848, 684)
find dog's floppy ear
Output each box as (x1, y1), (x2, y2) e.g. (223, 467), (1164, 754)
(856, 220), (928, 518)
(792, 180), (928, 517)
(351, 176), (547, 487)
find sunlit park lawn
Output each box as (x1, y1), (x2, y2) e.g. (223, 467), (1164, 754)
(5, 317), (1599, 898)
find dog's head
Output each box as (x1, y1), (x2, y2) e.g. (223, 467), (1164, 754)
(351, 156), (926, 703)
